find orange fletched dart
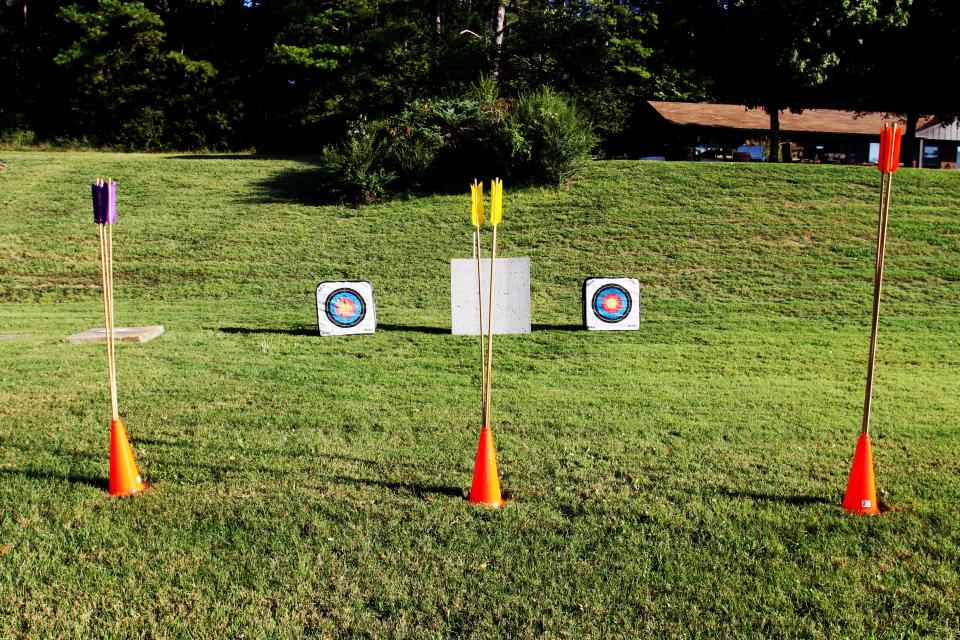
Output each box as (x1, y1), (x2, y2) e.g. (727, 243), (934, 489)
(889, 125), (903, 173)
(878, 125), (891, 172)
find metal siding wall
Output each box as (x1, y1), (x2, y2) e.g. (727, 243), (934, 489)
(917, 121), (960, 142)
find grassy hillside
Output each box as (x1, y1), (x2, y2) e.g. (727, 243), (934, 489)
(1, 152), (958, 638)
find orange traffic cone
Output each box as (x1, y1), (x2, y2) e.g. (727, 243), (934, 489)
(109, 418), (148, 497)
(842, 433), (879, 516)
(469, 425), (504, 507)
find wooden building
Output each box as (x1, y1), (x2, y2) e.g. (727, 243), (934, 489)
(638, 101), (958, 168)
(916, 119), (960, 169)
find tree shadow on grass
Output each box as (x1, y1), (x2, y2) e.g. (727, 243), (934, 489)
(329, 474), (464, 499)
(0, 468), (107, 491)
(248, 167), (334, 206)
(717, 487), (833, 506)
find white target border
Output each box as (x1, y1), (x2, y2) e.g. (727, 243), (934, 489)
(316, 281), (377, 336)
(582, 277), (641, 331)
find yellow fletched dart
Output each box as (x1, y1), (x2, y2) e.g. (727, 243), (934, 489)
(490, 178), (503, 225)
(471, 180), (485, 227)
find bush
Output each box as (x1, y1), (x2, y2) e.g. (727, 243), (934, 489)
(514, 87), (596, 185)
(318, 82), (595, 203)
(386, 79), (524, 189)
(0, 129), (38, 148)
(319, 117), (395, 205)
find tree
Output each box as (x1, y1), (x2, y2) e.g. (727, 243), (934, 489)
(824, 0), (960, 167)
(53, 0), (221, 148)
(696, 0), (878, 161)
(496, 1), (658, 145)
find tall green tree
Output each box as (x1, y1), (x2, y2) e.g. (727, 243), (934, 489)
(53, 0), (221, 148)
(696, 0), (880, 161)
(825, 0), (960, 166)
(496, 1), (658, 144)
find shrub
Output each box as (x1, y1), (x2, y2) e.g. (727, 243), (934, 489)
(0, 129), (38, 148)
(318, 82), (596, 203)
(514, 87), (596, 185)
(386, 77), (527, 189)
(319, 117), (395, 205)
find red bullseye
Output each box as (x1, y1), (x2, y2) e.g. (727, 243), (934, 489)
(601, 293), (623, 314)
(334, 297), (356, 318)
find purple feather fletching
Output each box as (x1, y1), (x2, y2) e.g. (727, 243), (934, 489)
(91, 181), (107, 224)
(106, 180), (118, 223)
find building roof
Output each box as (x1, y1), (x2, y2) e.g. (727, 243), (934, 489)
(647, 101), (904, 136)
(917, 117), (960, 141)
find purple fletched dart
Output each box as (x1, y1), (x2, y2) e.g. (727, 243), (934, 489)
(106, 180), (118, 223)
(91, 180), (107, 224)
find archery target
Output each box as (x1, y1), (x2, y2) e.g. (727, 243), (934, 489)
(583, 277), (640, 330)
(316, 281), (376, 336)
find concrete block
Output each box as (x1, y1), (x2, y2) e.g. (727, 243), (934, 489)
(66, 326), (165, 344)
(451, 257), (531, 335)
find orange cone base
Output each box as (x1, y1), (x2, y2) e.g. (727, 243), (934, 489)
(469, 425), (504, 508)
(842, 433), (880, 516)
(109, 418), (149, 497)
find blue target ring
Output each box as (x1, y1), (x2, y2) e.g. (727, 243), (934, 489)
(324, 288), (367, 328)
(591, 285), (631, 323)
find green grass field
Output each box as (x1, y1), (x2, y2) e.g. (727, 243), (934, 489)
(1, 152), (958, 638)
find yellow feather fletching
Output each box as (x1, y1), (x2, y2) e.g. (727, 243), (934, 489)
(490, 178), (503, 225)
(471, 180), (484, 227)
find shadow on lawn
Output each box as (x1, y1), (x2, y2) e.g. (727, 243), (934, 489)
(377, 323), (448, 335)
(330, 474), (464, 499)
(532, 323), (582, 332)
(218, 324), (449, 336)
(169, 152), (328, 206)
(717, 487), (833, 506)
(249, 167), (333, 206)
(0, 468), (107, 491)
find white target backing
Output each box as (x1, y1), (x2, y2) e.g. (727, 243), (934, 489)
(316, 281), (377, 336)
(583, 277), (641, 331)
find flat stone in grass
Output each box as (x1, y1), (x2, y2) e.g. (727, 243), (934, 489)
(66, 326), (165, 344)
(0, 333), (29, 341)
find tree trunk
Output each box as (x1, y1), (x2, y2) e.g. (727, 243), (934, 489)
(491, 2), (505, 78)
(768, 108), (781, 162)
(434, 0), (441, 34)
(903, 112), (919, 168)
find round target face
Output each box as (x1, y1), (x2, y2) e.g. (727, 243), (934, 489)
(591, 284), (632, 323)
(324, 288), (367, 328)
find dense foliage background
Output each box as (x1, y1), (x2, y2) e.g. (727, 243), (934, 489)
(3, 0), (959, 156)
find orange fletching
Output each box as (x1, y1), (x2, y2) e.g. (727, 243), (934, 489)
(878, 125), (890, 173)
(889, 125), (903, 173)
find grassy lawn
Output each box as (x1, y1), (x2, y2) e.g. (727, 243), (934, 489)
(1, 151), (958, 638)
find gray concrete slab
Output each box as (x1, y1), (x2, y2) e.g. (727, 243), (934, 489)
(451, 257), (531, 335)
(0, 333), (29, 341)
(66, 326), (165, 344)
